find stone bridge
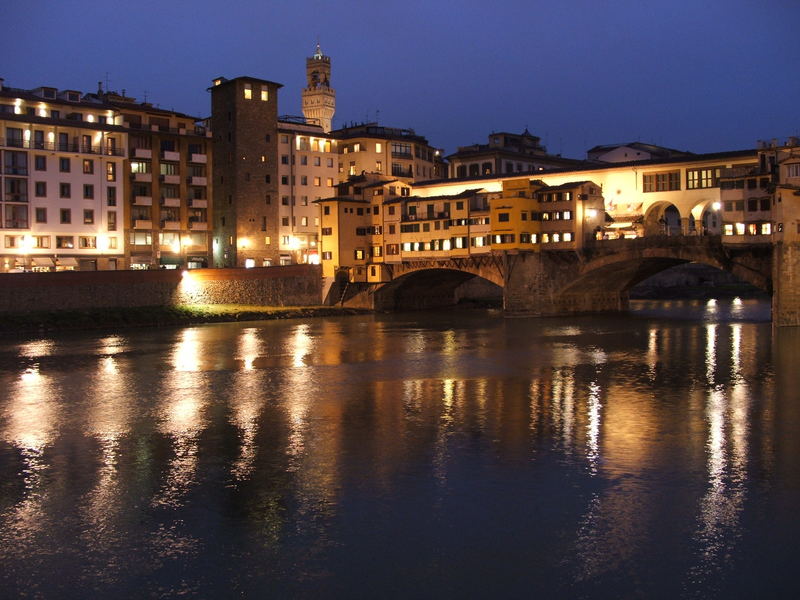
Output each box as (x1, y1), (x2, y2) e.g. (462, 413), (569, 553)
(337, 237), (799, 326)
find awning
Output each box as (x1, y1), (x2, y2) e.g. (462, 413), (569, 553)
(57, 257), (78, 266)
(32, 257), (54, 267)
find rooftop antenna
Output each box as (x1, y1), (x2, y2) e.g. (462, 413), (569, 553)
(376, 109), (380, 123)
(143, 89), (149, 103)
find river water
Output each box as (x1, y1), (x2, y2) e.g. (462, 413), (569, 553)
(0, 299), (798, 599)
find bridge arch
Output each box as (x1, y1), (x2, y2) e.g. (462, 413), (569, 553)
(561, 239), (771, 296)
(642, 201), (682, 236)
(373, 265), (503, 310)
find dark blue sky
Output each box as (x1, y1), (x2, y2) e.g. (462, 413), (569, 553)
(4, 0), (799, 158)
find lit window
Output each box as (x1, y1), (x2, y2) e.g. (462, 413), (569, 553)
(761, 223), (772, 235)
(376, 143), (382, 153)
(724, 224), (733, 235)
(244, 83), (252, 99)
(260, 86), (268, 101)
(735, 222), (745, 235)
(563, 232), (573, 242)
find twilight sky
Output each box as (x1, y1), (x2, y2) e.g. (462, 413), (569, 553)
(4, 0), (799, 158)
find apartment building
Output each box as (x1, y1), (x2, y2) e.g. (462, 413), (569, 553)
(0, 79), (126, 272)
(103, 91), (212, 269)
(331, 123), (444, 183)
(276, 118), (337, 264)
(719, 138), (800, 244)
(446, 129), (585, 178)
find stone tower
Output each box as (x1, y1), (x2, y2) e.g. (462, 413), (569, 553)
(301, 43), (336, 133)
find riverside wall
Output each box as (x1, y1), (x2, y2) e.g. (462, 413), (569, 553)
(0, 265), (322, 313)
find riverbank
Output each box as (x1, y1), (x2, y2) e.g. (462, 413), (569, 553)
(0, 304), (371, 335)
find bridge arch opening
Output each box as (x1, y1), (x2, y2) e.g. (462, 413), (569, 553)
(690, 198), (723, 235)
(373, 268), (502, 311)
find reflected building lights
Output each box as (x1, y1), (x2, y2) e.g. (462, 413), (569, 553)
(586, 381), (602, 474)
(172, 328), (201, 371)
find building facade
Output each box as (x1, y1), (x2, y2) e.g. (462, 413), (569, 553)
(210, 75), (282, 268)
(0, 80), (127, 272)
(331, 123), (444, 183)
(104, 91), (212, 270)
(446, 130), (585, 178)
(276, 118), (338, 264)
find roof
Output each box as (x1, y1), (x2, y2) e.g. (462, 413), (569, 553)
(382, 188), (483, 205)
(313, 196), (370, 204)
(208, 75), (284, 91)
(360, 179), (399, 189)
(587, 141), (692, 156)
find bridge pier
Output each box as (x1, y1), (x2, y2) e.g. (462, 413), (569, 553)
(773, 242), (800, 327)
(503, 252), (629, 316)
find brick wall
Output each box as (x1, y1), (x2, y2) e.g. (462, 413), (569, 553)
(0, 265), (321, 313)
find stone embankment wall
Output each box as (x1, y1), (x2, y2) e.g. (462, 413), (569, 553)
(0, 265), (322, 313)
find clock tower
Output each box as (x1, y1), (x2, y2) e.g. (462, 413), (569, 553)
(301, 43), (336, 133)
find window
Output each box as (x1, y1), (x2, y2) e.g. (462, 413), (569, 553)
(376, 143), (382, 153)
(314, 177), (321, 186)
(56, 236), (75, 249)
(300, 176), (308, 185)
(323, 206), (330, 215)
(282, 217), (289, 226)
(35, 207), (47, 223)
(280, 135), (289, 143)
(498, 213), (510, 222)
(687, 167), (721, 189)
(79, 236), (97, 249)
(326, 178), (334, 187)
(313, 156), (321, 167)
(260, 85), (268, 101)
(107, 187), (117, 206)
(281, 176), (289, 185)
(83, 209), (94, 224)
(244, 83), (252, 99)
(106, 162), (116, 181)
(327, 158), (334, 168)
(83, 184), (94, 199)
(354, 249), (365, 260)
(59, 157), (70, 172)
(108, 211), (117, 231)
(281, 155), (289, 164)
(643, 171), (680, 192)
(35, 182), (46, 197)
(60, 183), (71, 198)
(35, 156), (46, 171)
(83, 159), (94, 174)
(34, 235), (50, 248)
(787, 163), (800, 178)
(322, 251), (332, 260)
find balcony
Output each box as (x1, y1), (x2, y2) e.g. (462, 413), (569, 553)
(133, 196), (153, 206)
(134, 219), (152, 229)
(190, 153), (207, 164)
(189, 198), (208, 208)
(161, 220), (181, 230)
(162, 150), (180, 161)
(189, 221), (208, 231)
(4, 167), (27, 175)
(161, 197), (181, 207)
(133, 148), (152, 159)
(392, 152), (413, 159)
(132, 172), (152, 182)
(188, 176), (207, 186)
(161, 174), (180, 184)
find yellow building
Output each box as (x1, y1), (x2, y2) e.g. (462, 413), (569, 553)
(318, 173), (604, 287)
(491, 178), (605, 251)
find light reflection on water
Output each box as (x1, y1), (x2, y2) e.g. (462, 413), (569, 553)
(0, 299), (797, 598)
